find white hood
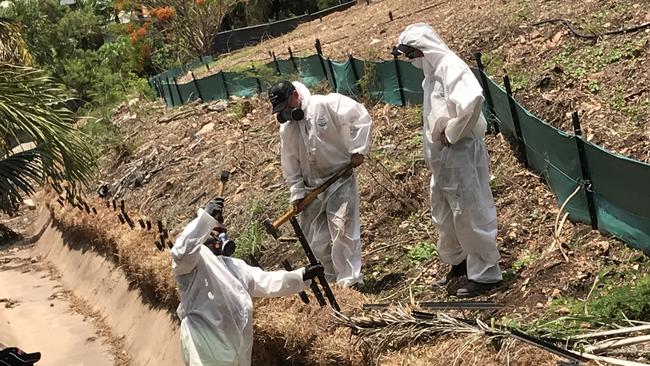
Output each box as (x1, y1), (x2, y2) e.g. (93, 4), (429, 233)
(398, 23), (451, 72)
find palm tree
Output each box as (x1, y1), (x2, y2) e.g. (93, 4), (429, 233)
(1, 18), (96, 214)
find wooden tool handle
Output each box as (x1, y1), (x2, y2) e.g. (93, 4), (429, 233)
(272, 164), (352, 228)
(273, 207), (297, 227)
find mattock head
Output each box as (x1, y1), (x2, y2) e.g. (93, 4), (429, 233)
(262, 218), (281, 239)
(220, 170), (230, 183)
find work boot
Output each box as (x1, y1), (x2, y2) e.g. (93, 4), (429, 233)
(433, 260), (467, 287)
(456, 280), (502, 298)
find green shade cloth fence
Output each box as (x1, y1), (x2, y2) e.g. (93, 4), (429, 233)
(149, 53), (650, 254)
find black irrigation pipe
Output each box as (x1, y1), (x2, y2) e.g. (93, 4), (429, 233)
(503, 74), (529, 169)
(533, 19), (650, 40)
(572, 112), (599, 230)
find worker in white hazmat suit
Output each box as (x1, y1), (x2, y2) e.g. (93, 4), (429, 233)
(393, 23), (502, 297)
(171, 196), (324, 365)
(267, 80), (372, 288)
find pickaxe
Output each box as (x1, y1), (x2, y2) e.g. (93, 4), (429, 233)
(289, 216), (340, 311)
(262, 164), (352, 239)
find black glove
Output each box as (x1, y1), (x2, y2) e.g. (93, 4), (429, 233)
(204, 197), (224, 222)
(302, 263), (324, 281)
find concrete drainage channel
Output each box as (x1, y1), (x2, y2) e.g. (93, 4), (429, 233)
(0, 209), (183, 366)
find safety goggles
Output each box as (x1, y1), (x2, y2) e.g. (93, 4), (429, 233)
(391, 44), (421, 59)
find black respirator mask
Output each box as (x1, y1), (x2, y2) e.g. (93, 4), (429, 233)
(276, 107), (305, 124)
(204, 232), (236, 257)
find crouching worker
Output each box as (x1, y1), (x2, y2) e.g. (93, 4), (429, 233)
(171, 196), (323, 366)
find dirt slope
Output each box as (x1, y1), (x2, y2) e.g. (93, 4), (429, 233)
(31, 0), (650, 363)
(59, 91), (648, 363)
(191, 0), (649, 162)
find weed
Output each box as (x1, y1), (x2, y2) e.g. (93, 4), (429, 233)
(503, 250), (537, 281)
(407, 241), (437, 263)
(481, 52), (505, 76)
(234, 222), (265, 258)
(509, 71), (530, 92)
(587, 80), (600, 94)
(80, 117), (133, 156)
(409, 132), (423, 147)
(230, 99), (254, 119)
(356, 58), (382, 104)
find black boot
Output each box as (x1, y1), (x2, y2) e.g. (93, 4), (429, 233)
(433, 259), (467, 286)
(456, 280), (502, 298)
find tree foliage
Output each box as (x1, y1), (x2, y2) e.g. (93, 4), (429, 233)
(0, 63), (96, 213)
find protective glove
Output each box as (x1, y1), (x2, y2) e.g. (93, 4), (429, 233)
(350, 153), (365, 168)
(302, 263), (324, 281)
(204, 196), (225, 222)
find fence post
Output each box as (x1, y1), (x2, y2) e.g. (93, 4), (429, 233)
(288, 46), (298, 73)
(152, 79), (161, 99)
(165, 78), (175, 107)
(392, 53), (406, 106)
(173, 77), (184, 105)
(315, 39), (329, 82)
(388, 11), (393, 21)
(503, 75), (529, 169)
(572, 112), (599, 230)
(348, 54), (360, 92)
(327, 57), (338, 92)
(190, 72), (204, 101)
(251, 64), (262, 94)
(220, 70), (230, 99)
(148, 78), (158, 98)
(271, 51), (281, 76)
(474, 52), (499, 134)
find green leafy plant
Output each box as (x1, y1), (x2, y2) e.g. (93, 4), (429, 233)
(407, 241), (437, 263)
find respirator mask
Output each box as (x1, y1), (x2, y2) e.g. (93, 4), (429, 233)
(205, 232), (236, 257)
(276, 107), (305, 123)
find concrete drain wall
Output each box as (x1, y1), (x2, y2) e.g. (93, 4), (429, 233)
(33, 211), (183, 366)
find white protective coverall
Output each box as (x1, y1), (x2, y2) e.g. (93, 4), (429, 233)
(279, 81), (372, 287)
(398, 23), (502, 283)
(171, 209), (307, 366)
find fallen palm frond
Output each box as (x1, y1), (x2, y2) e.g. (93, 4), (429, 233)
(333, 307), (506, 364)
(334, 306), (650, 365)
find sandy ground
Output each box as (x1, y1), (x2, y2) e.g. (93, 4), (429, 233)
(0, 245), (114, 366)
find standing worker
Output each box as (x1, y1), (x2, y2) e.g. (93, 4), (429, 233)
(392, 23), (502, 297)
(172, 197), (323, 365)
(267, 80), (372, 288)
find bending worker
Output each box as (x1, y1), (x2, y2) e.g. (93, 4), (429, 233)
(171, 197), (323, 365)
(267, 80), (372, 288)
(392, 23), (502, 297)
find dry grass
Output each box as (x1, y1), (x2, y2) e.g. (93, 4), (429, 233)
(45, 90), (650, 363)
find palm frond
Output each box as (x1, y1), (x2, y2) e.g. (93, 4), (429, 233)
(0, 18), (34, 66)
(0, 148), (44, 211)
(0, 64), (96, 212)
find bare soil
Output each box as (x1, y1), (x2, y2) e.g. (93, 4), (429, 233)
(52, 89), (650, 363)
(184, 0), (650, 162)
